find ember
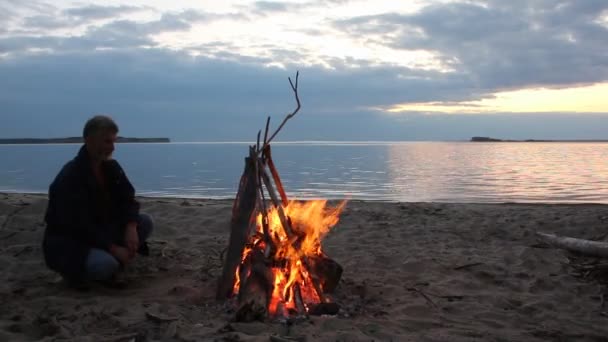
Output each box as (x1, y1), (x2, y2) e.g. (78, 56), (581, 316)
(216, 72), (346, 321)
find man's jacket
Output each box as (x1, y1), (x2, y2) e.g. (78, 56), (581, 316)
(43, 145), (140, 278)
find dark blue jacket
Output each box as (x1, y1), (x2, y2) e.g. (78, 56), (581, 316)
(43, 145), (139, 278)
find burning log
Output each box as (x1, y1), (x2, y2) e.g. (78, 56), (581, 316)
(216, 147), (259, 300)
(216, 72), (346, 321)
(309, 254), (343, 294)
(236, 249), (273, 322)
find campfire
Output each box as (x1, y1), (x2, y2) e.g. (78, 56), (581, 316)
(216, 72), (346, 321)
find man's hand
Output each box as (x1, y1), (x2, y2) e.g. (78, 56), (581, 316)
(110, 244), (132, 265)
(124, 222), (139, 256)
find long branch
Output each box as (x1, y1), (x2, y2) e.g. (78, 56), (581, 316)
(260, 71), (300, 153)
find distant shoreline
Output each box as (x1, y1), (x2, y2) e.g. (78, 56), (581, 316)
(0, 137), (170, 144)
(470, 136), (608, 142)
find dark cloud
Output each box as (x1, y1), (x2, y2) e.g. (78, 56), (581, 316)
(1, 9), (214, 53)
(63, 5), (145, 20)
(253, 1), (290, 12)
(3, 0), (55, 13)
(0, 48), (607, 141)
(0, 48), (471, 140)
(333, 0), (608, 92)
(16, 6), (224, 35)
(249, 0), (335, 15)
(0, 36), (59, 53)
(19, 5), (148, 31)
(22, 15), (76, 29)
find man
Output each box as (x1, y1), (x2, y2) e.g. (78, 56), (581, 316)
(43, 115), (153, 288)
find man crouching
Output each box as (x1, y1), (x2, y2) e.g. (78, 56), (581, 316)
(43, 115), (153, 288)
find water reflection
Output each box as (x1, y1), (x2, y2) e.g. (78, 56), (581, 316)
(386, 142), (608, 202)
(1, 142), (608, 203)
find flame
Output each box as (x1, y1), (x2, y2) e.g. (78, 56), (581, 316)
(233, 199), (346, 317)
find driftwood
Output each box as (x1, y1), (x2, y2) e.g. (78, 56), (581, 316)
(216, 147), (259, 300)
(309, 254), (343, 293)
(265, 146), (288, 206)
(236, 249), (273, 322)
(536, 232), (608, 258)
(262, 72), (301, 150)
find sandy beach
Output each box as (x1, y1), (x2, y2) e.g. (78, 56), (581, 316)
(2, 192), (608, 341)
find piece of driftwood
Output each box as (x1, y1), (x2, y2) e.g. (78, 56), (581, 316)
(217, 147), (259, 300)
(264, 146), (288, 206)
(261, 72), (301, 150)
(236, 249), (273, 322)
(309, 254), (343, 293)
(536, 232), (608, 258)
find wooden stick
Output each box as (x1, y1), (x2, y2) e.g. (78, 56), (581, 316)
(260, 72), (301, 154)
(407, 287), (439, 309)
(264, 145), (289, 206)
(216, 147), (259, 300)
(255, 159), (274, 257)
(260, 165), (326, 303)
(263, 116), (271, 146)
(261, 166), (294, 237)
(294, 283), (306, 316)
(453, 262), (483, 270)
(256, 130), (261, 152)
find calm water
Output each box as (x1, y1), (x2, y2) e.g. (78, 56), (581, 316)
(1, 142), (607, 203)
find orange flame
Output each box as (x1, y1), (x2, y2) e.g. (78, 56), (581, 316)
(233, 199), (346, 316)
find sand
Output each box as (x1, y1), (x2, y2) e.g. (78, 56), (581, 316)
(1, 192), (608, 341)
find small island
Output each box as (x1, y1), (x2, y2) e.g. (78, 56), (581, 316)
(0, 137), (170, 144)
(471, 136), (608, 142)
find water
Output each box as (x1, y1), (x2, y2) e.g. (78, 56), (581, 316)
(1, 142), (608, 203)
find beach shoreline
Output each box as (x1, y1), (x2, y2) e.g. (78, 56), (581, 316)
(2, 192), (608, 341)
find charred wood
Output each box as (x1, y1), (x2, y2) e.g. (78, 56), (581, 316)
(216, 147), (259, 300)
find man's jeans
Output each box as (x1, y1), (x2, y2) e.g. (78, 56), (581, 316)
(85, 213), (153, 281)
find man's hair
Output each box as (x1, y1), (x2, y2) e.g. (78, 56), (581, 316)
(83, 115), (119, 138)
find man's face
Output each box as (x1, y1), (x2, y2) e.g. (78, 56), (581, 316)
(86, 130), (117, 162)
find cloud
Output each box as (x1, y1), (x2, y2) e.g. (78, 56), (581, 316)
(0, 48), (472, 139)
(0, 3), (16, 22)
(1, 47), (607, 141)
(22, 15), (77, 30)
(333, 0), (608, 93)
(253, 1), (291, 13)
(19, 5), (149, 31)
(12, 4), (231, 40)
(0, 9), (217, 54)
(249, 0), (345, 15)
(63, 5), (145, 20)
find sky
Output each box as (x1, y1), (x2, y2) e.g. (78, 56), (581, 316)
(1, 0), (608, 141)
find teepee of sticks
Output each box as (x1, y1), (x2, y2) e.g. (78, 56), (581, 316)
(216, 72), (344, 321)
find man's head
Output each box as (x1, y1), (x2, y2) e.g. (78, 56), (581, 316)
(83, 115), (118, 163)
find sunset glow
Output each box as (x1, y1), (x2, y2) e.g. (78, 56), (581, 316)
(386, 83), (608, 114)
